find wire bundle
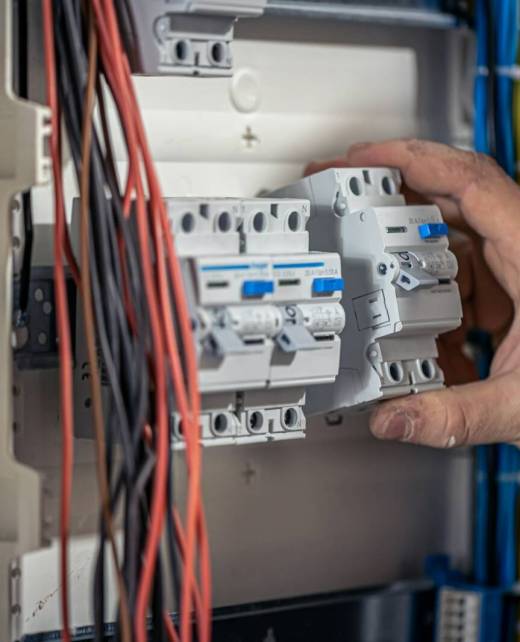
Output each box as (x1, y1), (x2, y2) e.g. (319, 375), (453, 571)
(42, 1), (211, 641)
(492, 0), (518, 177)
(473, 0), (519, 174)
(472, 3), (520, 630)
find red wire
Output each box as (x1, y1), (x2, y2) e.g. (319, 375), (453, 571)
(43, 3), (211, 641)
(89, 6), (182, 642)
(126, 71), (211, 642)
(125, 50), (212, 642)
(42, 3), (74, 641)
(88, 4), (212, 641)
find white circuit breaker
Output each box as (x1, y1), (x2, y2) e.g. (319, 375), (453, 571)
(123, 0), (266, 76)
(73, 197), (345, 447)
(270, 167), (462, 413)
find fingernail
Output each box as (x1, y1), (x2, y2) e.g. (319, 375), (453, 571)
(371, 410), (413, 441)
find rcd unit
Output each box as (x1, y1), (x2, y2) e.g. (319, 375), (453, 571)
(271, 167), (462, 412)
(73, 197), (345, 446)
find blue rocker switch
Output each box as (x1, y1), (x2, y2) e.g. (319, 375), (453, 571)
(242, 280), (274, 298)
(419, 222), (449, 239)
(312, 277), (344, 295)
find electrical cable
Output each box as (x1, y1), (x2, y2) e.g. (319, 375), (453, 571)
(15, 3), (33, 318)
(18, 191), (33, 315)
(78, 7), (132, 641)
(88, 6), (210, 640)
(474, 0), (490, 154)
(43, 1), (212, 639)
(42, 3), (75, 639)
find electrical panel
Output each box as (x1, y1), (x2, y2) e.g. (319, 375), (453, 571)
(73, 197), (345, 447)
(270, 167), (462, 412)
(122, 0), (266, 76)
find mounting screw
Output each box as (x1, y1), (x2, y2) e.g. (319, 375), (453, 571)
(377, 263), (387, 275)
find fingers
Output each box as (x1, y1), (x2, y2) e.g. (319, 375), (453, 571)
(451, 229), (513, 333)
(346, 139), (520, 247)
(369, 372), (520, 447)
(437, 336), (478, 385)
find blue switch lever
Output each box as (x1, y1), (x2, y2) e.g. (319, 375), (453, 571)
(419, 223), (449, 239)
(312, 277), (344, 294)
(242, 280), (274, 298)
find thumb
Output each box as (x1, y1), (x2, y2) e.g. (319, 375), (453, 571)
(369, 373), (520, 448)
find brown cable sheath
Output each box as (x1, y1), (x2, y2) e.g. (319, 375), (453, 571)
(79, 8), (132, 642)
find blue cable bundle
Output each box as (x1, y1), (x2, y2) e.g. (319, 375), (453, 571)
(472, 2), (520, 602)
(496, 444), (519, 588)
(472, 0), (492, 587)
(492, 0), (518, 176)
(474, 0), (489, 154)
(490, 1), (520, 600)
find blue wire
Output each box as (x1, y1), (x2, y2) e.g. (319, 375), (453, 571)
(493, 0), (516, 176)
(491, 1), (520, 599)
(496, 444), (518, 588)
(474, 0), (489, 154)
(472, 0), (491, 585)
(475, 445), (490, 584)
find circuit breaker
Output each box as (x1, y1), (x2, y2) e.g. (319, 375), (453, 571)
(73, 197), (345, 446)
(123, 0), (266, 76)
(271, 167), (462, 413)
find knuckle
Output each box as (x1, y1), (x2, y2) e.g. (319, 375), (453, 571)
(447, 389), (471, 446)
(428, 389), (471, 447)
(472, 151), (501, 176)
(405, 138), (427, 156)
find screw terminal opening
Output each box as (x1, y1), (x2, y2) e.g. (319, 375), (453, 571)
(213, 413), (229, 434)
(381, 176), (396, 195)
(420, 359), (435, 380)
(283, 407), (299, 429)
(252, 211), (268, 232)
(181, 212), (196, 233)
(217, 211), (233, 233)
(249, 411), (264, 432)
(287, 210), (301, 232)
(388, 362), (404, 383)
(348, 176), (362, 196)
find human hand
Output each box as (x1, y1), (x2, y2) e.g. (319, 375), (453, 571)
(307, 140), (516, 447)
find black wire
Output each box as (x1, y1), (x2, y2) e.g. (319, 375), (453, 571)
(486, 0), (496, 155)
(15, 1), (33, 317)
(53, 1), (137, 471)
(18, 191), (33, 315)
(52, 2), (184, 637)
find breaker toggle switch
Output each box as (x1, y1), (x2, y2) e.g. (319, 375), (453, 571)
(275, 305), (321, 353)
(418, 222), (449, 239)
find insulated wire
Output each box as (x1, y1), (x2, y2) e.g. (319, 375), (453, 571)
(45, 1), (211, 638)
(89, 7), (178, 641)
(473, 0), (491, 569)
(78, 8), (132, 642)
(48, 5), (151, 636)
(42, 2), (74, 639)
(121, 56), (210, 642)
(90, 6), (208, 639)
